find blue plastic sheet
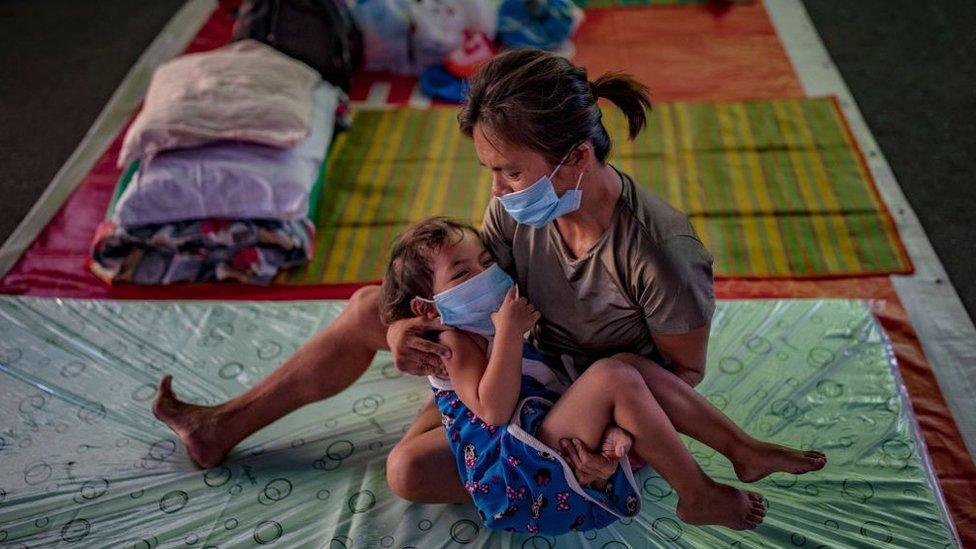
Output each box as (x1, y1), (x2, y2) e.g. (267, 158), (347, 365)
(0, 298), (959, 547)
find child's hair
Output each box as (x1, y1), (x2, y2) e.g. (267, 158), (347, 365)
(380, 217), (480, 325)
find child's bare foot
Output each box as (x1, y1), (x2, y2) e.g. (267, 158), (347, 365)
(677, 481), (765, 530)
(732, 441), (827, 483)
(152, 375), (230, 468)
(600, 425), (633, 459)
(559, 426), (633, 490)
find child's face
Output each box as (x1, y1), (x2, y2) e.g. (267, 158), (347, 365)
(429, 230), (495, 296)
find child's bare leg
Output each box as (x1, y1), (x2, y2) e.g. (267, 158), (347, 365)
(612, 353), (826, 483)
(537, 359), (766, 530)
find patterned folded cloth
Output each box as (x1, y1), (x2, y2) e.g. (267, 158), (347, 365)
(89, 218), (313, 285)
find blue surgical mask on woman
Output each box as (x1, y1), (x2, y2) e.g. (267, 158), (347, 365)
(418, 263), (514, 336)
(497, 147), (584, 228)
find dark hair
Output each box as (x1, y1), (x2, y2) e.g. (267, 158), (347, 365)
(380, 217), (480, 325)
(458, 49), (651, 165)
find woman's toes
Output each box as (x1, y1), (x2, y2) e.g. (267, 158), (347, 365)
(157, 374), (173, 395)
(152, 376), (176, 419)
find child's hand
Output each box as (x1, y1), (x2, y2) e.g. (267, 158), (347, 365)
(491, 288), (541, 335)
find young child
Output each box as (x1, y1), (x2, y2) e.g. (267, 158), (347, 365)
(380, 218), (826, 535)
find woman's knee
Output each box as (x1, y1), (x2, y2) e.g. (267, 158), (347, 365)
(585, 357), (645, 387)
(611, 352), (658, 368)
(348, 285), (381, 319)
(611, 352), (664, 378)
(343, 285), (387, 346)
(386, 442), (429, 501)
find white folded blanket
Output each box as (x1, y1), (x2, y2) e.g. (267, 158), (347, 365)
(112, 82), (338, 226)
(119, 39), (321, 168)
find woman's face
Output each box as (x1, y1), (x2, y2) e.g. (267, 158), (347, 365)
(473, 123), (573, 198)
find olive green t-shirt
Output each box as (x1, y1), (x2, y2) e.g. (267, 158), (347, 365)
(480, 167), (715, 376)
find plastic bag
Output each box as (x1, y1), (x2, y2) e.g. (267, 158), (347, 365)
(498, 0), (584, 51)
(352, 0), (498, 74)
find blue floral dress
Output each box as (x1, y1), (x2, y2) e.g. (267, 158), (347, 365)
(429, 341), (641, 534)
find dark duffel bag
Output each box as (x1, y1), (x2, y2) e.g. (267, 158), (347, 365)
(233, 0), (363, 91)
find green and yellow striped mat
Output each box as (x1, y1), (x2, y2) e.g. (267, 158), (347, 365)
(280, 97), (911, 284)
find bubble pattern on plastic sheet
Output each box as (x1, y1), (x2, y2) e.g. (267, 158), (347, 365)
(0, 297), (959, 547)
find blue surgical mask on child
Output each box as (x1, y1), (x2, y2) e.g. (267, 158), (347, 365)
(497, 147), (584, 228)
(418, 263), (514, 336)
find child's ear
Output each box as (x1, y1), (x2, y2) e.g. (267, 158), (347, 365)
(410, 297), (439, 320)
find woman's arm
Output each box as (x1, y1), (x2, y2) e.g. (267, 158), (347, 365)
(440, 290), (540, 425)
(652, 323), (710, 387)
(638, 235), (715, 387)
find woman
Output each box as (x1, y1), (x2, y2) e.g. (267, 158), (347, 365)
(154, 50), (822, 511)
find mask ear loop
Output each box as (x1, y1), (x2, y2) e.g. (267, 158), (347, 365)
(547, 157), (565, 180)
(414, 296), (444, 328)
(551, 141), (587, 183)
(415, 296), (438, 318)
(548, 143), (579, 179)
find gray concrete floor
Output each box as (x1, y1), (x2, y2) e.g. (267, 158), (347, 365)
(0, 1), (973, 322)
(0, 0), (186, 242)
(802, 0), (976, 321)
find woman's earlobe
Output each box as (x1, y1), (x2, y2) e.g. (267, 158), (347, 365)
(573, 143), (593, 169)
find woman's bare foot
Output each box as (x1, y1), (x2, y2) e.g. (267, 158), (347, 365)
(677, 481), (766, 530)
(732, 441), (827, 483)
(152, 375), (231, 468)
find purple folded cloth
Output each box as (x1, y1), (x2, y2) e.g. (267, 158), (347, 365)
(112, 82), (338, 226)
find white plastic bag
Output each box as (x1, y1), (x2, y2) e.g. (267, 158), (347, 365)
(408, 0), (468, 72)
(351, 0), (412, 72)
(352, 0), (496, 74)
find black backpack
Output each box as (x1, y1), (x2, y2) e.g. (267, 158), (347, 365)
(233, 0), (363, 92)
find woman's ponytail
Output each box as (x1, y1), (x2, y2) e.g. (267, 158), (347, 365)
(591, 72), (652, 139)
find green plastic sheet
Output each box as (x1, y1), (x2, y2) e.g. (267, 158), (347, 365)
(0, 298), (959, 547)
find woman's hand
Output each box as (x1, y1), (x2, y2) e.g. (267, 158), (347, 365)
(491, 288), (541, 335)
(386, 317), (454, 377)
(559, 425), (632, 488)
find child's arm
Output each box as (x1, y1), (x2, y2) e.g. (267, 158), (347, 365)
(439, 289), (540, 425)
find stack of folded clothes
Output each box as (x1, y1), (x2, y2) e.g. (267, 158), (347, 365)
(91, 40), (344, 285)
